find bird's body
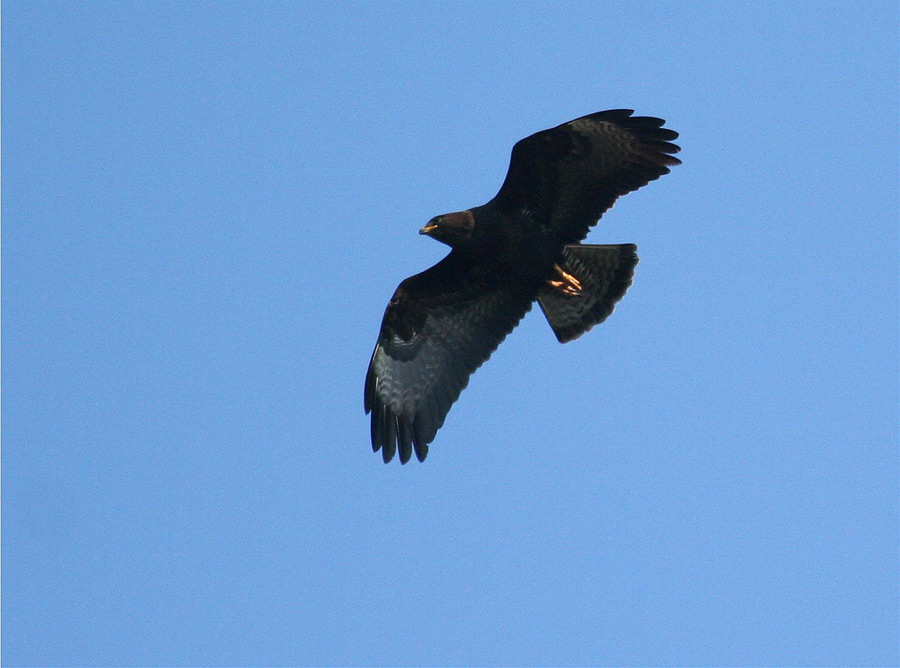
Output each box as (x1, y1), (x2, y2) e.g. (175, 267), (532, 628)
(366, 109), (680, 463)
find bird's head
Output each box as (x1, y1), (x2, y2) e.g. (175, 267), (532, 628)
(419, 210), (475, 247)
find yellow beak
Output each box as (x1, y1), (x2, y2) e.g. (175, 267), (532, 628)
(419, 223), (439, 235)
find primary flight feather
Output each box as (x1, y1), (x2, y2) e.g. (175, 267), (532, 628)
(365, 109), (681, 463)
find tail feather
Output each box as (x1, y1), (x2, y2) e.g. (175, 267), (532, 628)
(537, 244), (638, 343)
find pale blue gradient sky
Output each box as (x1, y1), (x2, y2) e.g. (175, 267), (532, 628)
(4, 2), (898, 665)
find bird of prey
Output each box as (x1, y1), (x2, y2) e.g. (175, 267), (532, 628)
(365, 109), (680, 464)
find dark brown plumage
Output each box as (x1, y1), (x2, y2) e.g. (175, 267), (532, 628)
(366, 109), (680, 463)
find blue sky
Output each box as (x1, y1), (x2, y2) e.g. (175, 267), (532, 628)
(4, 2), (898, 666)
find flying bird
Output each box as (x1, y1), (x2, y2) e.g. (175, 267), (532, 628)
(365, 109), (680, 464)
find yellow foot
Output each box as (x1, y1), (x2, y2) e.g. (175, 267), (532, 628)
(547, 264), (582, 296)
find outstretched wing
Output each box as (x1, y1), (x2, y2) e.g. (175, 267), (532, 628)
(365, 255), (533, 464)
(490, 109), (681, 244)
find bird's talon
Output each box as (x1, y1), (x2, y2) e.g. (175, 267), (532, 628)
(548, 264), (583, 296)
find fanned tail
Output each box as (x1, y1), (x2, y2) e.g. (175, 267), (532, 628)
(537, 244), (638, 343)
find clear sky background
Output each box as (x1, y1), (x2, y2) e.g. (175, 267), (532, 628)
(4, 2), (898, 666)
